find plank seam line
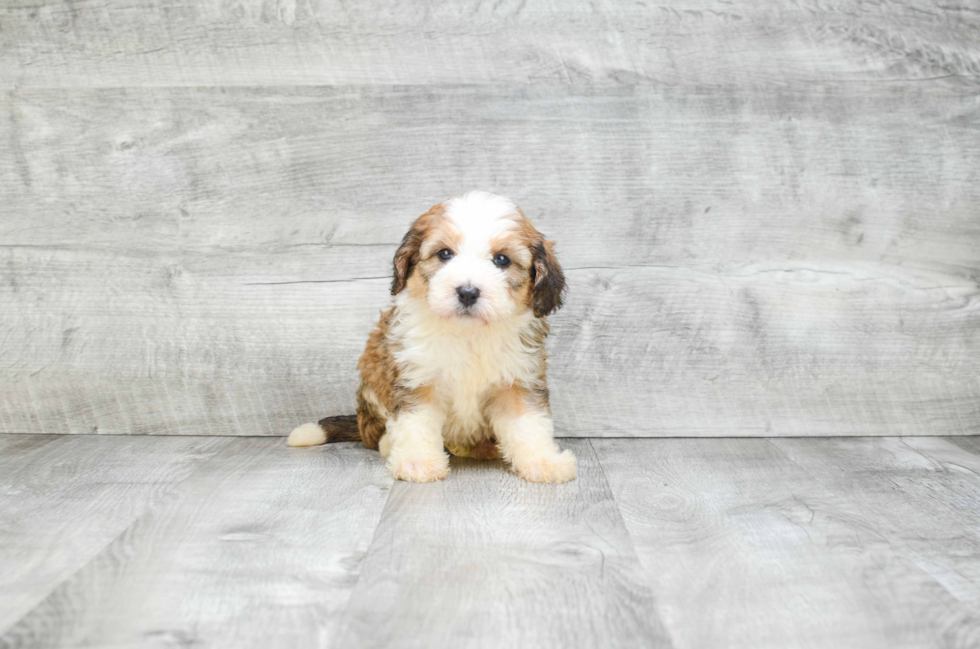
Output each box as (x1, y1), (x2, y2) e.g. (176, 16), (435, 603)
(332, 464), (398, 637)
(1, 75), (979, 92)
(242, 276), (388, 286)
(898, 437), (980, 479)
(586, 439), (646, 562)
(586, 438), (679, 649)
(896, 437), (949, 472)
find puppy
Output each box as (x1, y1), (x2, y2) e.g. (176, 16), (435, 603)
(288, 191), (574, 484)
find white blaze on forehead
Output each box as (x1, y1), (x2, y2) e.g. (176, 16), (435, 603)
(443, 191), (518, 254)
(418, 191), (528, 324)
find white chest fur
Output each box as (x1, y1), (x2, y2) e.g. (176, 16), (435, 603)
(391, 295), (541, 443)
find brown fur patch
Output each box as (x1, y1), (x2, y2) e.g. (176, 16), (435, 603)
(397, 383), (436, 416)
(316, 415), (361, 442)
(484, 385), (527, 420)
(391, 204), (446, 295)
(356, 307), (399, 449)
(488, 230), (533, 269)
(482, 374), (552, 428)
(406, 268), (429, 300)
(355, 307), (440, 449)
(530, 239), (565, 317)
(419, 217), (462, 260)
(517, 318), (553, 411)
(494, 208), (565, 318)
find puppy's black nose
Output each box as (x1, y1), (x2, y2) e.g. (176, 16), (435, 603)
(456, 285), (480, 307)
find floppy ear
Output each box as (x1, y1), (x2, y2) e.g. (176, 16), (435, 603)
(391, 225), (424, 295)
(530, 239), (565, 317)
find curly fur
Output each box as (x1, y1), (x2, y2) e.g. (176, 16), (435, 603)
(288, 191), (574, 483)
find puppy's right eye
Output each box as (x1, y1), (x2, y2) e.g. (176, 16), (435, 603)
(437, 248), (454, 261)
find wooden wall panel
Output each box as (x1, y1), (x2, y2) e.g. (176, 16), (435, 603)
(2, 1), (978, 88)
(2, 203), (978, 435)
(1, 4), (978, 436)
(3, 86), (978, 267)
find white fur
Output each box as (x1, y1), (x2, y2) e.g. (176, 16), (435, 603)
(382, 191), (575, 483)
(392, 289), (539, 450)
(385, 402), (450, 482)
(422, 191), (524, 325)
(287, 422), (326, 447)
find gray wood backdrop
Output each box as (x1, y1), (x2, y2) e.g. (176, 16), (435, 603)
(1, 0), (978, 437)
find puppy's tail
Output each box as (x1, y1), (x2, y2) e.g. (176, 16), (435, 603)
(287, 415), (361, 447)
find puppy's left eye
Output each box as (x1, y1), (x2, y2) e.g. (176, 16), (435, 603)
(492, 254), (511, 268)
(438, 248), (454, 261)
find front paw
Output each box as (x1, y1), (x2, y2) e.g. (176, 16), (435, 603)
(387, 453), (450, 483)
(511, 449), (577, 484)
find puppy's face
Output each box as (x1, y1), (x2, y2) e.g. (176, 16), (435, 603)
(391, 191), (565, 325)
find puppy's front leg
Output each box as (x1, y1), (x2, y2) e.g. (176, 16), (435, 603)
(385, 402), (450, 483)
(493, 408), (576, 484)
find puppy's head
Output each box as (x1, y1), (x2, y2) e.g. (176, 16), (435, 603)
(391, 191), (565, 325)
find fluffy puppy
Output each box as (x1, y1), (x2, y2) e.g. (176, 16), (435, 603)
(288, 191), (574, 484)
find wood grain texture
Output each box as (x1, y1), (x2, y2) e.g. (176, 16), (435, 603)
(0, 434), (230, 634)
(3, 435), (980, 647)
(2, 84), (978, 436)
(0, 438), (393, 649)
(0, 434), (62, 463)
(591, 438), (980, 649)
(335, 439), (672, 648)
(4, 85), (979, 266)
(945, 436), (980, 457)
(772, 437), (980, 606)
(1, 0), (978, 88)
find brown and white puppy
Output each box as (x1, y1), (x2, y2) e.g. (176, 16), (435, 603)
(287, 191), (574, 483)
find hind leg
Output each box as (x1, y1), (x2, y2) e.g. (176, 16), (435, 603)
(356, 388), (388, 450)
(446, 437), (500, 460)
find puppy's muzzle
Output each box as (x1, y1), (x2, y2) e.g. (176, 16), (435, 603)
(456, 285), (481, 308)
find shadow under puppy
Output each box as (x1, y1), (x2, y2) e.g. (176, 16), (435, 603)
(288, 191), (574, 483)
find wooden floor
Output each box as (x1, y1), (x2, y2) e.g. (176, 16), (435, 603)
(1, 434), (979, 648)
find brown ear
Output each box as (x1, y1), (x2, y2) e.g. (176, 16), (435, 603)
(391, 225), (424, 295)
(530, 239), (565, 317)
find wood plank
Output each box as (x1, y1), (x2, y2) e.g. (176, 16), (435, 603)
(1, 0), (978, 88)
(0, 438), (393, 648)
(0, 434), (230, 634)
(772, 437), (980, 605)
(0, 434), (62, 462)
(1, 251), (976, 436)
(335, 439), (672, 648)
(592, 438), (980, 649)
(943, 436), (980, 458)
(3, 86), (978, 270)
(2, 84), (978, 437)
